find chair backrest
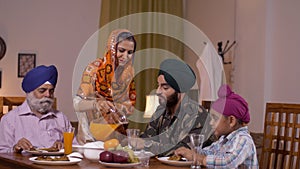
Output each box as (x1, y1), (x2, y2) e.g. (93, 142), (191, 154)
(0, 96), (57, 120)
(260, 102), (300, 169)
(202, 100), (212, 112)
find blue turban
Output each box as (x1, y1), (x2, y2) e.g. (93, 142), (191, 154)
(22, 65), (58, 93)
(158, 59), (196, 93)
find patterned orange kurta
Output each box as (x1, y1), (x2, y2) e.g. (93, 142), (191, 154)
(77, 29), (136, 115)
(75, 29), (136, 144)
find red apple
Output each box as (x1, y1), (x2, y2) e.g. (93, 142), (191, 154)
(99, 151), (113, 162)
(112, 150), (129, 163)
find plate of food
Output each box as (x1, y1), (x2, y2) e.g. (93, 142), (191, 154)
(99, 161), (141, 168)
(157, 156), (193, 167)
(29, 156), (81, 165)
(25, 147), (64, 156)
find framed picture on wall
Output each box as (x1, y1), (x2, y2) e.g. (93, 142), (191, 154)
(18, 53), (36, 77)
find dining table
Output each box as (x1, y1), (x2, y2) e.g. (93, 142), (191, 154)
(0, 152), (193, 169)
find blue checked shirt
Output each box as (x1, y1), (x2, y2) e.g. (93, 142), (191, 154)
(201, 126), (259, 169)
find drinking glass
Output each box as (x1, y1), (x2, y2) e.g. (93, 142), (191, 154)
(136, 139), (153, 167)
(126, 129), (140, 151)
(137, 150), (150, 167)
(63, 127), (75, 155)
(189, 134), (204, 169)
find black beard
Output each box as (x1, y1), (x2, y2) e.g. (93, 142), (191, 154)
(166, 91), (179, 108)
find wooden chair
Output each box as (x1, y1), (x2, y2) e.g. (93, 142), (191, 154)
(260, 103), (300, 169)
(202, 100), (212, 112)
(0, 96), (57, 120)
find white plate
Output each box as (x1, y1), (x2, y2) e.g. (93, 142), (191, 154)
(25, 149), (64, 156)
(157, 157), (193, 167)
(29, 156), (81, 165)
(99, 161), (141, 168)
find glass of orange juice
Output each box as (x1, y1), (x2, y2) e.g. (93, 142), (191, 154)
(63, 127), (75, 155)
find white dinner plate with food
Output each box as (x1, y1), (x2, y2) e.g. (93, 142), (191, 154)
(25, 148), (64, 156)
(29, 156), (81, 165)
(157, 157), (193, 167)
(99, 161), (141, 168)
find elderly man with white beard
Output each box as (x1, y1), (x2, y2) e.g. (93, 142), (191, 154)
(0, 65), (74, 153)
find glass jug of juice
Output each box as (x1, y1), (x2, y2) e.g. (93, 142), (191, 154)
(89, 108), (128, 141)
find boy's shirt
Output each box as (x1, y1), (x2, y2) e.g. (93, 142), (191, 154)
(201, 126), (259, 169)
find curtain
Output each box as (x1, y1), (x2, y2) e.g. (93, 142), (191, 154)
(99, 0), (184, 130)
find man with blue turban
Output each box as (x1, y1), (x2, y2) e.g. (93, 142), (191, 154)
(0, 65), (75, 153)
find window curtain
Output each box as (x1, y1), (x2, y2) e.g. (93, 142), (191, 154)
(99, 0), (184, 130)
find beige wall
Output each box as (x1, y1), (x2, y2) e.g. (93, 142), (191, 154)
(186, 0), (300, 132)
(0, 0), (101, 121)
(235, 0), (300, 132)
(234, 0), (267, 132)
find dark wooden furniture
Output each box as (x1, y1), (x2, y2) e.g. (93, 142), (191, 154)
(202, 100), (212, 111)
(260, 103), (300, 169)
(0, 152), (191, 169)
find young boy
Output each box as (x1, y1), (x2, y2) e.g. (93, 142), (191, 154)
(175, 85), (259, 168)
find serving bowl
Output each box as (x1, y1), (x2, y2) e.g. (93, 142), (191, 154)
(73, 141), (104, 161)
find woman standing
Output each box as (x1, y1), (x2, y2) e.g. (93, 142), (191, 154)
(73, 29), (137, 144)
